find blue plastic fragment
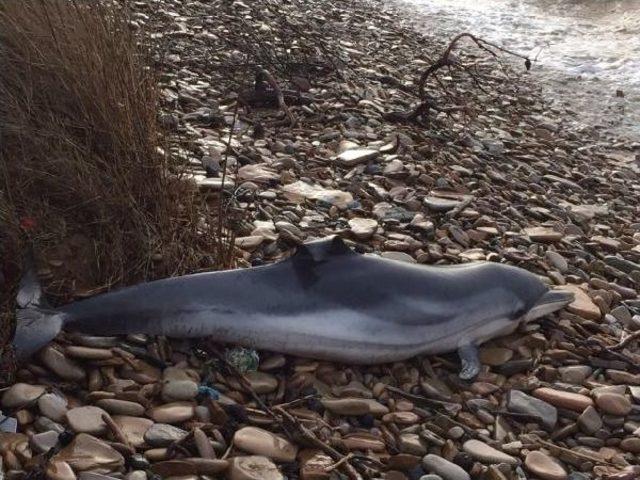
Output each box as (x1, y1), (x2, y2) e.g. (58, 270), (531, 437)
(0, 415), (18, 433)
(198, 385), (221, 400)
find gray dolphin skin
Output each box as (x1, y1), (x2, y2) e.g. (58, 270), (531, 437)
(14, 236), (573, 378)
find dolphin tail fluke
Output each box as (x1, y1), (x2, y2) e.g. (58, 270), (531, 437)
(13, 260), (65, 360)
(14, 307), (65, 360)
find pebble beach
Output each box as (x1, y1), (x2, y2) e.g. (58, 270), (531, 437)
(1, 1), (640, 480)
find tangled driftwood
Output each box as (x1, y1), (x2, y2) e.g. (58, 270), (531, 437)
(237, 67), (309, 127)
(386, 32), (531, 124)
(417, 32), (531, 99)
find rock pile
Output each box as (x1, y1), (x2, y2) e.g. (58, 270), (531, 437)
(2, 0), (640, 479)
(3, 327), (640, 480)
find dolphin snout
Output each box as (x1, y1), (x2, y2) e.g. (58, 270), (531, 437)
(524, 289), (575, 322)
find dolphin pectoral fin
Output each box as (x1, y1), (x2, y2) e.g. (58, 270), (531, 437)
(458, 343), (480, 381)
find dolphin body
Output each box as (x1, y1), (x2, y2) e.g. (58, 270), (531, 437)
(14, 236), (573, 378)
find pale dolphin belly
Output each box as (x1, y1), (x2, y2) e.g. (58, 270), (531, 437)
(148, 310), (521, 364)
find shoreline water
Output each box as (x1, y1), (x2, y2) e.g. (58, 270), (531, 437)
(396, 0), (640, 143)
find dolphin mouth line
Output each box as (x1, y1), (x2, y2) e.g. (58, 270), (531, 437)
(524, 289), (575, 322)
(421, 288), (575, 352)
(424, 288), (575, 347)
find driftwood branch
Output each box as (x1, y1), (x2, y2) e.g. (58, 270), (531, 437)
(200, 341), (375, 479)
(609, 330), (640, 351)
(446, 195), (474, 219)
(275, 406), (362, 480)
(256, 68), (297, 127)
(383, 98), (463, 124)
(534, 437), (615, 466)
(386, 32), (531, 125)
(385, 385), (461, 414)
(417, 32), (531, 99)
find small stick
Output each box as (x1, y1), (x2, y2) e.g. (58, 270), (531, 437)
(275, 406), (361, 480)
(214, 100), (239, 269)
(166, 429), (195, 459)
(111, 348), (138, 369)
(102, 414), (134, 454)
(609, 330), (640, 351)
(548, 320), (640, 371)
(495, 410), (545, 424)
(325, 453), (354, 472)
(272, 393), (319, 410)
(417, 32), (530, 98)
(435, 413), (481, 439)
(351, 454), (386, 470)
(535, 437), (614, 466)
(221, 440), (234, 460)
(257, 68), (297, 127)
(446, 195), (474, 219)
(202, 343), (373, 478)
(385, 385), (461, 414)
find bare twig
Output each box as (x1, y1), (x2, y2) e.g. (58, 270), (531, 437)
(384, 98), (463, 124)
(541, 318), (640, 372)
(166, 429), (195, 458)
(256, 68), (297, 127)
(446, 195), (474, 219)
(102, 413), (134, 455)
(201, 342), (361, 476)
(385, 384), (462, 414)
(272, 393), (319, 410)
(609, 330), (640, 351)
(535, 437), (614, 466)
(325, 453), (354, 472)
(215, 101), (240, 269)
(275, 406), (362, 480)
(417, 32), (531, 99)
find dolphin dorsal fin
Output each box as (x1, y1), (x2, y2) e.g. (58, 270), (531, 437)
(290, 236), (355, 288)
(294, 235), (355, 263)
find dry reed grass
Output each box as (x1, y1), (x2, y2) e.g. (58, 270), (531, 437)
(0, 0), (225, 353)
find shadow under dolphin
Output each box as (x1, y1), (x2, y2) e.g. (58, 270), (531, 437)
(13, 236), (574, 379)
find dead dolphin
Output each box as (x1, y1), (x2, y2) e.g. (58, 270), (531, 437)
(14, 236), (573, 378)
